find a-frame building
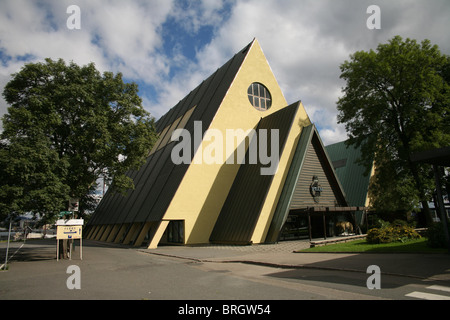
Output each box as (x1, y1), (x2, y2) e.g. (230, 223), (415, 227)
(86, 39), (361, 248)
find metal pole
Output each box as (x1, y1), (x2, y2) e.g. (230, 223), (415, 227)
(3, 218), (12, 270)
(308, 212), (312, 241)
(365, 210), (369, 233)
(433, 164), (450, 254)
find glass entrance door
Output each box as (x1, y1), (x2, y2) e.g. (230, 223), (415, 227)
(279, 214), (309, 241)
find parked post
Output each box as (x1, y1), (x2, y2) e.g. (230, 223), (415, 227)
(433, 164), (450, 254)
(2, 216), (12, 270)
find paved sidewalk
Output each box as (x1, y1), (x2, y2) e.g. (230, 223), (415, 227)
(3, 238), (450, 282)
(141, 240), (450, 281)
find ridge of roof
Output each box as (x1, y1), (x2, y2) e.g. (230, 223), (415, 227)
(89, 39), (255, 229)
(154, 39), (255, 132)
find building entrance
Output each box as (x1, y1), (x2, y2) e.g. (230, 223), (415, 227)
(279, 208), (361, 241)
(279, 212), (336, 241)
(279, 214), (309, 241)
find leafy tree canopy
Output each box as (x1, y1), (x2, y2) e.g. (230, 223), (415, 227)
(337, 36), (450, 224)
(1, 58), (157, 222)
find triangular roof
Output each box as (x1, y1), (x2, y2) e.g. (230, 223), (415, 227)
(265, 124), (348, 243)
(87, 39), (334, 248)
(89, 41), (254, 228)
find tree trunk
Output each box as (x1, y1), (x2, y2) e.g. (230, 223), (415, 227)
(420, 200), (433, 226)
(408, 159), (434, 226)
(396, 128), (434, 226)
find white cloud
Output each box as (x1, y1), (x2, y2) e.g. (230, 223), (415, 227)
(0, 0), (175, 75)
(1, 0), (449, 146)
(188, 0), (353, 144)
(81, 0), (174, 79)
(189, 0), (450, 145)
(168, 0), (232, 34)
(0, 0), (176, 120)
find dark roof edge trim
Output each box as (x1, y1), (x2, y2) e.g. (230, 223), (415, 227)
(264, 123), (314, 243)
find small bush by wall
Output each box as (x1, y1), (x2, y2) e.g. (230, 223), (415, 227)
(367, 224), (421, 244)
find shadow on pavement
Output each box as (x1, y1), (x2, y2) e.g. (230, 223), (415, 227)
(266, 252), (450, 289)
(1, 238), (131, 263)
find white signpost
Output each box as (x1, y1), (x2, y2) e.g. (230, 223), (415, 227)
(56, 219), (83, 261)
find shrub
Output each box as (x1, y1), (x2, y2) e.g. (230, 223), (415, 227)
(369, 218), (391, 229)
(392, 219), (409, 227)
(367, 228), (391, 244)
(367, 225), (421, 244)
(426, 222), (450, 248)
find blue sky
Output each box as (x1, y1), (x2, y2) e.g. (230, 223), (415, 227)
(1, 0), (449, 145)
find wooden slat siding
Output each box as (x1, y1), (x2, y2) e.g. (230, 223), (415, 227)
(289, 134), (346, 209)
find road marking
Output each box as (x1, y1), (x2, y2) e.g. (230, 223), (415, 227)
(426, 285), (450, 293)
(406, 291), (450, 300)
(0, 243), (25, 269)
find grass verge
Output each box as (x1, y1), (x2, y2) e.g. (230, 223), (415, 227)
(296, 238), (448, 253)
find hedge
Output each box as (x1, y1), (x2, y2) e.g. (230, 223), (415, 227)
(367, 225), (421, 244)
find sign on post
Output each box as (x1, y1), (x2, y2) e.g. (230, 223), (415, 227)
(56, 219), (83, 261)
(68, 198), (79, 212)
(57, 225), (82, 239)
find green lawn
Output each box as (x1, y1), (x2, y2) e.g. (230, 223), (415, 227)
(296, 238), (448, 253)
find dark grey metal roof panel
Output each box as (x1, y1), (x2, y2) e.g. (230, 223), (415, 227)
(264, 124), (314, 243)
(128, 144), (178, 223)
(89, 40), (253, 228)
(209, 102), (300, 244)
(113, 147), (168, 224)
(135, 48), (248, 224)
(100, 149), (166, 226)
(143, 163), (189, 222)
(325, 140), (371, 208)
(131, 44), (251, 224)
(90, 93), (193, 226)
(155, 82), (202, 133)
(89, 168), (140, 225)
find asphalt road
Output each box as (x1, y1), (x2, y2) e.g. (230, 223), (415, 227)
(1, 239), (450, 304)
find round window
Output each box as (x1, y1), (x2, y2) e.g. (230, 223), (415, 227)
(247, 83), (272, 111)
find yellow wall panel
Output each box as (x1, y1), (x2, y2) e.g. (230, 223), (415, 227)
(251, 102), (311, 243)
(161, 39), (291, 245)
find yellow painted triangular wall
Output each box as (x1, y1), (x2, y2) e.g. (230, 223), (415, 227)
(155, 39), (311, 246)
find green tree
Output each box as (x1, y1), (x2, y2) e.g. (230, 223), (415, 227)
(0, 134), (69, 222)
(337, 36), (450, 225)
(1, 58), (157, 222)
(367, 145), (420, 218)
